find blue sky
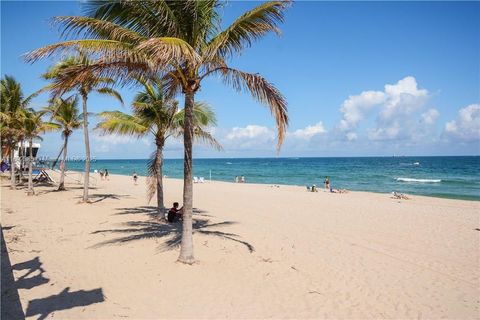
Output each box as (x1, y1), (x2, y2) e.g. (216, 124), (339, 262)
(1, 1), (479, 158)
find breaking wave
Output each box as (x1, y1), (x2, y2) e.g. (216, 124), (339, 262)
(396, 177), (441, 183)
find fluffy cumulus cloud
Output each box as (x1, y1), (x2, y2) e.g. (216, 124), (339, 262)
(222, 125), (275, 150)
(337, 76), (434, 142)
(216, 122), (328, 153)
(421, 108), (440, 125)
(291, 122), (326, 139)
(443, 104), (480, 142)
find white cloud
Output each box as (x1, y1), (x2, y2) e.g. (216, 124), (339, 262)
(338, 90), (386, 132)
(226, 125), (274, 140)
(291, 122), (326, 139)
(337, 76), (431, 142)
(443, 104), (480, 142)
(422, 108), (440, 125)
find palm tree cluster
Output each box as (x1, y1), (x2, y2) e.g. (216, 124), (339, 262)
(4, 0), (289, 263)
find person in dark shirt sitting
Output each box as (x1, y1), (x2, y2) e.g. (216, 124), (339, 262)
(167, 202), (183, 223)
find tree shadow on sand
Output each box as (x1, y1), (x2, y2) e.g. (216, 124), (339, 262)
(91, 207), (254, 253)
(114, 206), (213, 218)
(74, 193), (130, 203)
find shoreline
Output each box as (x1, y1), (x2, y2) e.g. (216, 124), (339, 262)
(61, 167), (480, 202)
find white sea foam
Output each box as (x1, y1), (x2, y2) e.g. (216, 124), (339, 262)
(396, 177), (441, 183)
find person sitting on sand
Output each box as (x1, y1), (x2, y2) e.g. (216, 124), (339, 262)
(167, 202), (183, 223)
(311, 184), (318, 192)
(132, 171), (138, 185)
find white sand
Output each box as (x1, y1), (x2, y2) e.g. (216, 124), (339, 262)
(1, 171), (479, 319)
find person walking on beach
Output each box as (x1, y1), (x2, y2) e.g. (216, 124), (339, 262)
(324, 176), (330, 191)
(240, 175), (246, 183)
(104, 169), (109, 180)
(132, 171), (138, 185)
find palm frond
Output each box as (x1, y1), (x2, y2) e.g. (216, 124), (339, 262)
(213, 67), (288, 150)
(203, 1), (289, 61)
(95, 87), (124, 105)
(24, 39), (141, 64)
(55, 15), (146, 44)
(135, 37), (201, 65)
(95, 111), (148, 137)
(193, 127), (223, 151)
(146, 147), (161, 204)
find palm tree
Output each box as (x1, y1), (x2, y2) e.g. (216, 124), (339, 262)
(25, 1), (289, 263)
(41, 55), (123, 202)
(0, 75), (36, 189)
(22, 110), (59, 195)
(95, 77), (220, 215)
(44, 96), (83, 190)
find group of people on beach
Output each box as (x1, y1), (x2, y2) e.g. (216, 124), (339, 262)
(98, 169), (109, 180)
(309, 176), (348, 194)
(234, 175), (246, 183)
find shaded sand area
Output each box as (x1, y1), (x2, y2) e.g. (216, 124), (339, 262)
(1, 171), (479, 319)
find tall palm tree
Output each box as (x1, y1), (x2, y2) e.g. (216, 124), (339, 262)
(95, 77), (220, 215)
(26, 1), (289, 263)
(41, 55), (123, 202)
(22, 110), (59, 195)
(44, 96), (83, 191)
(0, 75), (36, 189)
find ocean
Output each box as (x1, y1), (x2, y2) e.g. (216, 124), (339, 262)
(59, 156), (479, 201)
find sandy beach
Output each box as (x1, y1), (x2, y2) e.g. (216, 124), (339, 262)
(1, 171), (479, 319)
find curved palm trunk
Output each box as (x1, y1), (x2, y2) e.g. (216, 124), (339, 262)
(81, 94), (91, 202)
(27, 137), (34, 196)
(178, 91), (195, 264)
(58, 134), (69, 191)
(156, 141), (165, 217)
(10, 144), (16, 189)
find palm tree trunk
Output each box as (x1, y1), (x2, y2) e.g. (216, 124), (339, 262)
(81, 94), (90, 202)
(178, 91), (195, 264)
(19, 139), (24, 181)
(10, 144), (16, 189)
(58, 135), (69, 191)
(156, 141), (165, 217)
(27, 138), (34, 196)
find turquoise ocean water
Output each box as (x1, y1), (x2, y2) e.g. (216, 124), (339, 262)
(59, 156), (479, 201)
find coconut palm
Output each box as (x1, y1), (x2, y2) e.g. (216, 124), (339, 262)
(0, 75), (36, 189)
(41, 55), (123, 201)
(95, 77), (220, 215)
(44, 96), (83, 191)
(25, 0), (289, 263)
(22, 110), (59, 195)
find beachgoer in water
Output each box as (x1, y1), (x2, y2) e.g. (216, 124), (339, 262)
(167, 202), (183, 223)
(324, 176), (330, 190)
(133, 171), (138, 185)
